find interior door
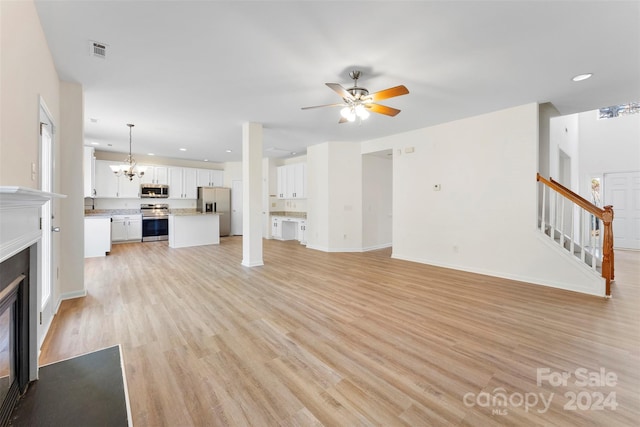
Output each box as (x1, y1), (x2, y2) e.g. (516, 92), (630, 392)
(604, 171), (640, 250)
(39, 103), (56, 347)
(231, 180), (243, 235)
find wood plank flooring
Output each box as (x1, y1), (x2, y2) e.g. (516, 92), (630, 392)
(40, 238), (640, 426)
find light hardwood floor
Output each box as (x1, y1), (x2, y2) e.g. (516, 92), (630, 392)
(40, 238), (640, 426)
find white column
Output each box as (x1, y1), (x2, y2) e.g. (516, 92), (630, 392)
(242, 122), (264, 267)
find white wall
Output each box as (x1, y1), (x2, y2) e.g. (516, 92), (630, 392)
(362, 153), (392, 250)
(58, 82), (85, 301)
(577, 110), (640, 200)
(307, 142), (363, 251)
(364, 103), (604, 296)
(1, 1), (85, 307)
(328, 142), (362, 250)
(550, 113), (580, 189)
(306, 143), (330, 250)
(1, 0), (59, 188)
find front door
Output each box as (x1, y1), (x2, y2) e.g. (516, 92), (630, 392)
(39, 103), (55, 347)
(604, 171), (640, 250)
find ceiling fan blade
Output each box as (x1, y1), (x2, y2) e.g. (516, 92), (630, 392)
(301, 102), (345, 110)
(367, 85), (409, 102)
(366, 103), (401, 117)
(338, 117), (349, 124)
(326, 83), (355, 101)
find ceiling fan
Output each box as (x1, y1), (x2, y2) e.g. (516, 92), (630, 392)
(302, 70), (409, 123)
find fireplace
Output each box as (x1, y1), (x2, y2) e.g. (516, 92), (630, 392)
(0, 247), (31, 425)
(0, 187), (63, 427)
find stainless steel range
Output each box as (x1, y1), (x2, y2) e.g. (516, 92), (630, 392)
(140, 203), (169, 242)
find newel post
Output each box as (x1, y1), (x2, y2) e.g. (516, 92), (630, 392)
(602, 205), (614, 296)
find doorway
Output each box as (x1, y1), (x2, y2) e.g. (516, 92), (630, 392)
(38, 102), (55, 347)
(362, 150), (393, 251)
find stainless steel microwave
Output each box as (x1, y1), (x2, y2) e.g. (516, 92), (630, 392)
(140, 184), (169, 198)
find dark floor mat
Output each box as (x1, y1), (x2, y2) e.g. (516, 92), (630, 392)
(9, 345), (129, 427)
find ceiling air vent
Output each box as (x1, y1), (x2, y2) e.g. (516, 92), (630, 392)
(89, 41), (107, 59)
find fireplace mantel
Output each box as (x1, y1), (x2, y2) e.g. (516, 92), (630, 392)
(0, 186), (66, 207)
(0, 186), (66, 263)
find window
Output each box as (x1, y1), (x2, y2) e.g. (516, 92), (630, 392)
(598, 101), (639, 119)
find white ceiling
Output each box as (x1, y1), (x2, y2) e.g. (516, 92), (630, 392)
(34, 1), (639, 163)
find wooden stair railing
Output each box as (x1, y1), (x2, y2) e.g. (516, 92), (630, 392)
(537, 173), (615, 297)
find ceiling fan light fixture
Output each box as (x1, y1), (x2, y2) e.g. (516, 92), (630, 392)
(355, 104), (370, 120)
(340, 107), (355, 121)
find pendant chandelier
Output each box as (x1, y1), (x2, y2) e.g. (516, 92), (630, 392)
(110, 123), (145, 181)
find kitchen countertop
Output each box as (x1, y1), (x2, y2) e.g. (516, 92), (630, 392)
(84, 209), (140, 217)
(169, 209), (220, 216)
(270, 211), (306, 219)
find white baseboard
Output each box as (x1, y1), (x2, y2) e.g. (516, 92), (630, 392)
(362, 243), (392, 252)
(391, 252), (605, 297)
(306, 243), (390, 253)
(55, 289), (87, 313)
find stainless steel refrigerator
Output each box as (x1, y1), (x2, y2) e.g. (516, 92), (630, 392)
(197, 187), (231, 236)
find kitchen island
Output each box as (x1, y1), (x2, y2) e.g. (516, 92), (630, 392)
(168, 212), (220, 248)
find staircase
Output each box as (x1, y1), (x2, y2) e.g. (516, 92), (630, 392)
(537, 173), (615, 296)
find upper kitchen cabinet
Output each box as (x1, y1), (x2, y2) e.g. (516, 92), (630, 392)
(140, 165), (169, 185)
(277, 163), (306, 199)
(197, 169), (224, 188)
(84, 146), (96, 198)
(94, 160), (141, 198)
(168, 167), (198, 199)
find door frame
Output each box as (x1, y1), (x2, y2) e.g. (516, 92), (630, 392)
(38, 98), (56, 348)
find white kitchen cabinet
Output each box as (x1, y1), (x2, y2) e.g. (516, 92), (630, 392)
(84, 216), (111, 257)
(111, 214), (142, 242)
(197, 169), (224, 187)
(277, 166), (287, 199)
(292, 163), (306, 198)
(128, 216), (142, 241)
(277, 163), (306, 199)
(119, 174), (140, 198)
(95, 160), (142, 198)
(169, 167), (198, 199)
(84, 146), (96, 198)
(271, 217), (281, 239)
(298, 220), (307, 244)
(94, 160), (119, 198)
(140, 165), (169, 185)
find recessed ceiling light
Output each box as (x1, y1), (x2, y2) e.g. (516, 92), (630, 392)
(291, 152), (297, 155)
(147, 153), (155, 156)
(203, 159), (209, 162)
(225, 149), (232, 153)
(90, 141), (99, 145)
(179, 148), (187, 151)
(572, 73), (593, 82)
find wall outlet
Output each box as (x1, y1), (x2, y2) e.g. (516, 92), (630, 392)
(405, 146), (415, 154)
